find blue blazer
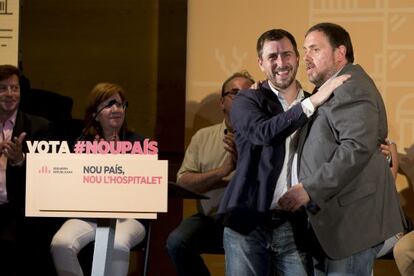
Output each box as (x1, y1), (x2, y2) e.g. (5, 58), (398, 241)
(217, 81), (309, 234)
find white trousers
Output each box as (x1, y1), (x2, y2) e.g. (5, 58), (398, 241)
(50, 218), (145, 276)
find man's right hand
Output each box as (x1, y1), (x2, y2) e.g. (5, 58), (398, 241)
(250, 81), (263, 90)
(222, 131), (237, 176)
(309, 74), (351, 107)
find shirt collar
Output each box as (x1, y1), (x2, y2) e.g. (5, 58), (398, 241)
(267, 80), (305, 104)
(3, 110), (18, 128)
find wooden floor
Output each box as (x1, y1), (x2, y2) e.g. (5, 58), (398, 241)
(374, 259), (401, 276)
(128, 252), (401, 276)
(203, 255), (402, 276)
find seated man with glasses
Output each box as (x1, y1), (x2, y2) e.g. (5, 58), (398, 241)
(166, 71), (254, 276)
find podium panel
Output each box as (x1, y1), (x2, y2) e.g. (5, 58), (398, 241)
(26, 153), (167, 219)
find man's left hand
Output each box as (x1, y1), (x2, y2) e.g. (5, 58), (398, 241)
(223, 131), (237, 161)
(278, 183), (310, 212)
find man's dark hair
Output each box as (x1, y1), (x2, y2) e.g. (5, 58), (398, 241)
(306, 22), (354, 63)
(256, 29), (299, 58)
(0, 64), (20, 82)
(221, 70), (255, 97)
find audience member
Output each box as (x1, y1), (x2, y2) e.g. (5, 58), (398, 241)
(393, 143), (414, 276)
(0, 64), (53, 275)
(376, 140), (403, 258)
(50, 82), (146, 276)
(394, 225), (414, 275)
(166, 71), (254, 276)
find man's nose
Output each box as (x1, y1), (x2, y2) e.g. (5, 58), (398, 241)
(5, 86), (14, 95)
(275, 54), (285, 66)
(303, 51), (311, 62)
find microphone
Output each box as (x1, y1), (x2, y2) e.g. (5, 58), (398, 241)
(76, 99), (120, 141)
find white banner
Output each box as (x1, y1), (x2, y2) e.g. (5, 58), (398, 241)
(26, 152), (168, 219)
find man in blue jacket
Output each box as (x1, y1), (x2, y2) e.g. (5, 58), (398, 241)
(217, 29), (349, 276)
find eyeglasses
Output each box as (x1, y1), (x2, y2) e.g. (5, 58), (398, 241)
(104, 101), (128, 110)
(223, 88), (240, 98)
(0, 84), (20, 94)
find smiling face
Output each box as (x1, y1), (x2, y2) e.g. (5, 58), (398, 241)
(95, 93), (125, 139)
(303, 30), (346, 87)
(258, 37), (299, 91)
(0, 74), (20, 119)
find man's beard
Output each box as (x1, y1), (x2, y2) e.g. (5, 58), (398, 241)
(269, 65), (297, 90)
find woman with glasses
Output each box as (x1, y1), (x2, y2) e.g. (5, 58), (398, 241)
(50, 83), (146, 276)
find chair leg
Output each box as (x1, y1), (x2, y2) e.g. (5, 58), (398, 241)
(142, 221), (152, 276)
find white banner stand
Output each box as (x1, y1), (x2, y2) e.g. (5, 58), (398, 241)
(26, 150), (168, 276)
(92, 219), (116, 276)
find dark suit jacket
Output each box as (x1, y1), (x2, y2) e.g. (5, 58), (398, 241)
(1, 110), (63, 275)
(5, 110), (49, 215)
(299, 63), (405, 259)
(217, 81), (309, 234)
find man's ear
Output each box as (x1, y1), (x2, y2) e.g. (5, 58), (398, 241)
(219, 96), (225, 110)
(337, 45), (347, 62)
(258, 57), (265, 72)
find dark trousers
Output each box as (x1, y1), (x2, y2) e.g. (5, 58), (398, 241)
(166, 213), (224, 276)
(0, 204), (63, 276)
(0, 204), (19, 276)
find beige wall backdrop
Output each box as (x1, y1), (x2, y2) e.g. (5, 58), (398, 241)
(186, 0), (414, 198)
(0, 0), (19, 65)
(186, 1), (414, 274)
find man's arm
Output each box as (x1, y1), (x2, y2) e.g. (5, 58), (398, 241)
(232, 75), (350, 146)
(178, 155), (234, 194)
(177, 130), (236, 194)
(381, 140), (398, 179)
(231, 90), (308, 146)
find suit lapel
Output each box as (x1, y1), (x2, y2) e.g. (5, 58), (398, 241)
(297, 115), (315, 174)
(6, 111), (25, 205)
(297, 90), (315, 175)
(260, 81), (283, 114)
(11, 111), (25, 139)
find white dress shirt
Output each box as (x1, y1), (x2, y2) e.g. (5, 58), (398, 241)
(268, 81), (314, 210)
